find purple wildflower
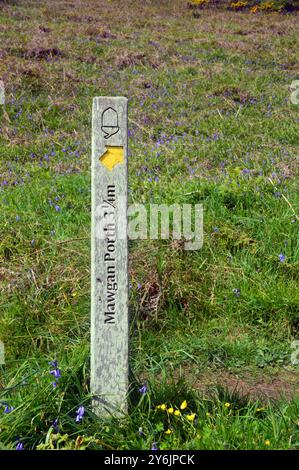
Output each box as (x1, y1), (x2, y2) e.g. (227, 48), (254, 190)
(4, 404), (14, 414)
(49, 360), (58, 368)
(52, 418), (59, 433)
(54, 204), (61, 212)
(16, 442), (24, 450)
(139, 384), (147, 394)
(151, 442), (158, 450)
(49, 368), (61, 378)
(49, 360), (61, 388)
(279, 253), (285, 262)
(1, 402), (14, 414)
(75, 406), (85, 423)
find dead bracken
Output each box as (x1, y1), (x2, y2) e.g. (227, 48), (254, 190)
(24, 48), (64, 61)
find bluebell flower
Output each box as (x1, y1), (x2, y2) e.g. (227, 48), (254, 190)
(76, 406), (85, 423)
(16, 441), (24, 450)
(49, 360), (58, 368)
(49, 360), (61, 388)
(1, 402), (14, 414)
(4, 404), (14, 414)
(52, 418), (59, 433)
(139, 384), (147, 394)
(50, 369), (61, 378)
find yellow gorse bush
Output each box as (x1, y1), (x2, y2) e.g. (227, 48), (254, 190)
(190, 0), (209, 5)
(231, 1), (248, 9)
(250, 5), (259, 12)
(260, 2), (274, 10)
(250, 2), (276, 13)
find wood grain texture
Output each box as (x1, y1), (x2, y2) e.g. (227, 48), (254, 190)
(91, 97), (128, 416)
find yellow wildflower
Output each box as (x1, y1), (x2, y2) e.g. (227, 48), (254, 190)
(231, 1), (248, 9)
(224, 402), (231, 408)
(180, 400), (188, 410)
(156, 404), (167, 411)
(250, 5), (259, 13)
(191, 0), (209, 5)
(256, 407), (265, 412)
(174, 410), (181, 417)
(265, 439), (270, 446)
(164, 429), (172, 435)
(260, 2), (274, 10)
(186, 413), (196, 422)
(167, 407), (174, 414)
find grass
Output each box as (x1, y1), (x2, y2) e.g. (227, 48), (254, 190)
(0, 0), (299, 450)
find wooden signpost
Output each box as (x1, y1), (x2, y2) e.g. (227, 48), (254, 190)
(0, 81), (4, 105)
(91, 97), (128, 416)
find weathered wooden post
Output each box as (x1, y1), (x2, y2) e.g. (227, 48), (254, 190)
(91, 97), (128, 415)
(0, 81), (4, 105)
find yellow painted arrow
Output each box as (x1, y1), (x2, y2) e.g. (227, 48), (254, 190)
(99, 146), (124, 171)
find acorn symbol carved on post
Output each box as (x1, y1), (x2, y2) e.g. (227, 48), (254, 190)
(101, 107), (119, 139)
